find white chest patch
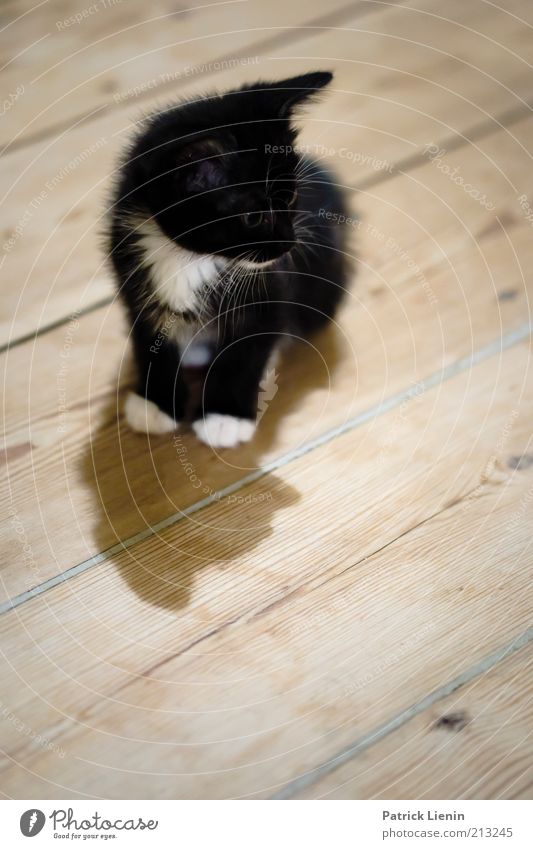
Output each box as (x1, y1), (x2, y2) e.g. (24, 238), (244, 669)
(135, 218), (225, 315)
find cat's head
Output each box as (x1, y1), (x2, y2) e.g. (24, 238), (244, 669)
(130, 71), (333, 265)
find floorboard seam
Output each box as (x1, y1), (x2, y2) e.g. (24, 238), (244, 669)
(1, 319), (530, 616)
(270, 627), (533, 799)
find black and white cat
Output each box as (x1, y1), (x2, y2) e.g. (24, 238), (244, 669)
(107, 71), (349, 448)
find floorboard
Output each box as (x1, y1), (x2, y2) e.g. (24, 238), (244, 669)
(0, 340), (531, 797)
(0, 0), (358, 147)
(292, 643), (533, 800)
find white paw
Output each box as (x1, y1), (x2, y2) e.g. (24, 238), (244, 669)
(192, 413), (256, 448)
(124, 392), (178, 435)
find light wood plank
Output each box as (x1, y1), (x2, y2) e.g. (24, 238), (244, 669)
(0, 339), (531, 798)
(2, 115), (533, 602)
(4, 0), (531, 147)
(296, 645), (533, 799)
(0, 0), (533, 144)
(3, 0), (533, 343)
(0, 0), (355, 147)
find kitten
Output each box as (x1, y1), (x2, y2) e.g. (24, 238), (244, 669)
(107, 71), (349, 448)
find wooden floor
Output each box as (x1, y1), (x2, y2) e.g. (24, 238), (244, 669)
(1, 0), (532, 800)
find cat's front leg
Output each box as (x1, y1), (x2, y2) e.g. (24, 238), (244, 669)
(125, 322), (187, 435)
(192, 336), (277, 448)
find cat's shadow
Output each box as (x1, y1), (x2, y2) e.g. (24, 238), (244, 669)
(80, 326), (343, 611)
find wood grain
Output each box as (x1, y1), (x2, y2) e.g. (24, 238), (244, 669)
(0, 0), (356, 147)
(1, 0), (532, 803)
(2, 115), (533, 603)
(0, 340), (531, 798)
(4, 0), (531, 147)
(3, 0), (533, 344)
(294, 644), (533, 799)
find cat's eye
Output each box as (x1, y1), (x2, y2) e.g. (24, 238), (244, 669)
(287, 188), (298, 207)
(242, 211), (264, 228)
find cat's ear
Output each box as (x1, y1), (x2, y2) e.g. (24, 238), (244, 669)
(176, 136), (229, 193)
(269, 71), (333, 118)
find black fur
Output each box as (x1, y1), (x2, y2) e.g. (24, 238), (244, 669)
(107, 71), (350, 437)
